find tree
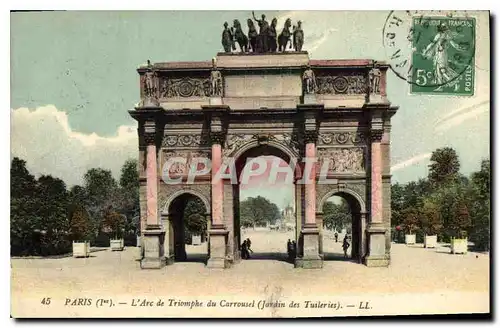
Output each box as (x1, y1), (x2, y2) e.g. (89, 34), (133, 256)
(419, 198), (442, 236)
(428, 147), (460, 187)
(401, 207), (419, 234)
(102, 209), (126, 239)
(183, 197), (207, 235)
(118, 159), (140, 234)
(390, 183), (405, 227)
(469, 159), (490, 250)
(36, 175), (70, 255)
(323, 199), (351, 231)
(70, 205), (92, 241)
(83, 168), (118, 235)
(11, 157), (40, 255)
(240, 196), (281, 228)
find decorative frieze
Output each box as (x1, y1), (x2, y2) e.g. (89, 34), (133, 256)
(222, 133), (301, 157)
(162, 150), (210, 175)
(316, 73), (367, 95)
(160, 77), (211, 98)
(317, 147), (365, 173)
(318, 131), (367, 146)
(162, 134), (206, 148)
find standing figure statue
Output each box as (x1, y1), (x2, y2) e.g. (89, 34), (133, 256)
(369, 68), (381, 94)
(210, 58), (223, 97)
(278, 18), (292, 52)
(221, 22), (234, 53)
(247, 19), (258, 52)
(233, 19), (249, 52)
(268, 18), (278, 52)
(252, 11), (269, 52)
(293, 20), (304, 51)
(303, 65), (317, 94)
(144, 60), (156, 98)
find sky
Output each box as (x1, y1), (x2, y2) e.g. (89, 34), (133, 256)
(10, 11), (490, 210)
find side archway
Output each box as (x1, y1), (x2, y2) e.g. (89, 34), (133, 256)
(317, 186), (367, 263)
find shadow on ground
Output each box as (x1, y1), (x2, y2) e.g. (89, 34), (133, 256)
(242, 252), (290, 263)
(322, 252), (359, 263)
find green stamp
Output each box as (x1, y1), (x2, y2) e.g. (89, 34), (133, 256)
(410, 16), (476, 95)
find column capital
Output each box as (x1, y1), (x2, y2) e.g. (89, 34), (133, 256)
(143, 120), (157, 145)
(370, 130), (384, 142)
(304, 130), (318, 144)
(210, 132), (226, 145)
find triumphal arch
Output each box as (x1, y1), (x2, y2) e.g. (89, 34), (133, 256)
(130, 36), (398, 269)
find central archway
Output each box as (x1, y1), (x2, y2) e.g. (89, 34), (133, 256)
(230, 142), (299, 264)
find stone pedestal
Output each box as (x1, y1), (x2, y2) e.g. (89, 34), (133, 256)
(209, 97), (223, 106)
(207, 225), (230, 269)
(140, 228), (166, 269)
(140, 96), (160, 108)
(364, 223), (390, 267)
(295, 223), (323, 269)
(303, 94), (318, 105)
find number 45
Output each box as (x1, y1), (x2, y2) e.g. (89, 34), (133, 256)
(41, 297), (51, 305)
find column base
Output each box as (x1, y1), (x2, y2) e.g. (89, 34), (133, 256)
(364, 255), (390, 267)
(295, 224), (323, 269)
(365, 223), (389, 267)
(207, 226), (230, 269)
(294, 256), (323, 269)
(140, 229), (166, 270)
(141, 257), (167, 269)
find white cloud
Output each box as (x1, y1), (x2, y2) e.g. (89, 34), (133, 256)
(11, 105), (137, 187)
(391, 153), (432, 173)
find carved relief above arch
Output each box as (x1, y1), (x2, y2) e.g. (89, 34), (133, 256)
(316, 182), (367, 213)
(158, 183), (211, 215)
(224, 133), (301, 162)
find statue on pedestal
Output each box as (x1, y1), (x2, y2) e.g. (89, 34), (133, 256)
(210, 58), (223, 97)
(303, 65), (317, 94)
(253, 11), (269, 52)
(293, 21), (304, 51)
(221, 22), (235, 53)
(247, 19), (258, 53)
(268, 18), (278, 52)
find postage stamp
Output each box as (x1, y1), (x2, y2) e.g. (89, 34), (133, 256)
(383, 11), (476, 96)
(9, 10), (490, 319)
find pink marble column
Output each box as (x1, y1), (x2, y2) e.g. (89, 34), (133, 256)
(146, 144), (158, 227)
(211, 142), (223, 226)
(305, 142), (316, 225)
(371, 134), (383, 223)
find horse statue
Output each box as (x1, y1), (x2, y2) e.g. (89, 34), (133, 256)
(278, 18), (292, 52)
(233, 19), (249, 52)
(268, 18), (278, 52)
(247, 19), (258, 52)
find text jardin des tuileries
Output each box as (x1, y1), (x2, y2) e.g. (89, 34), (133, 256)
(131, 298), (355, 310)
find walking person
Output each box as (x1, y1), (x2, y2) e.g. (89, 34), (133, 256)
(246, 238), (254, 254)
(334, 232), (339, 243)
(342, 235), (350, 259)
(287, 239), (292, 261)
(241, 240), (249, 259)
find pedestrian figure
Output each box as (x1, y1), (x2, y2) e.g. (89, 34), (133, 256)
(287, 239), (293, 261)
(334, 232), (339, 243)
(246, 238), (254, 254)
(292, 240), (297, 258)
(241, 240), (249, 259)
(342, 236), (350, 258)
